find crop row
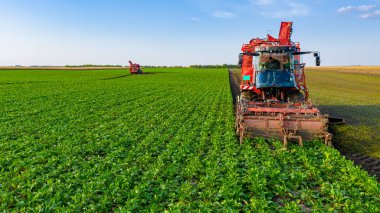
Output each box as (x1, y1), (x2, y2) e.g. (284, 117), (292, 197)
(0, 68), (379, 211)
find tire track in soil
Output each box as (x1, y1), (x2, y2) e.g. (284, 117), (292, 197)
(228, 69), (380, 182)
(339, 151), (380, 182)
(228, 69), (241, 106)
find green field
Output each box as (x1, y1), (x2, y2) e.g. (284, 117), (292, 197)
(306, 67), (380, 158)
(0, 68), (379, 211)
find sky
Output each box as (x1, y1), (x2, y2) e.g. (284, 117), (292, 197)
(0, 0), (379, 66)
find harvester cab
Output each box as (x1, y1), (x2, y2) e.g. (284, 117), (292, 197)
(236, 22), (331, 147)
(128, 60), (143, 74)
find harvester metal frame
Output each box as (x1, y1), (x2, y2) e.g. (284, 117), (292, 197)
(236, 22), (331, 147)
(128, 60), (143, 74)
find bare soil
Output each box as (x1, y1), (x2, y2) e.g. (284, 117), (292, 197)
(344, 153), (380, 181)
(228, 69), (241, 105)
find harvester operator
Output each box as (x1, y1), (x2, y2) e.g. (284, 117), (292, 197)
(264, 56), (281, 70)
(136, 64), (142, 74)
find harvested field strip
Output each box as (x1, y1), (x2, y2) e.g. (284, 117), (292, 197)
(305, 67), (380, 159)
(311, 66), (380, 75)
(306, 70), (380, 106)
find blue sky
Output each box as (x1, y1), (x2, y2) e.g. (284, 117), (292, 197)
(0, 0), (379, 66)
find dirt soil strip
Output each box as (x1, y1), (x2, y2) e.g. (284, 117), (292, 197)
(228, 69), (380, 182)
(229, 69), (241, 105)
(339, 151), (380, 182)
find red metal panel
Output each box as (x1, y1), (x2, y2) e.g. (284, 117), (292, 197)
(246, 107), (320, 115)
(278, 22), (293, 45)
(240, 114), (328, 142)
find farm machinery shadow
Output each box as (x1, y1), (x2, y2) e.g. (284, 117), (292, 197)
(322, 104), (380, 181)
(317, 105), (380, 127)
(100, 72), (159, 80)
(101, 75), (130, 80)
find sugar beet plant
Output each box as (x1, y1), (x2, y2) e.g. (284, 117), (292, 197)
(0, 68), (379, 211)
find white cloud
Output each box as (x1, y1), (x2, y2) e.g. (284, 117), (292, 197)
(337, 5), (376, 13)
(211, 10), (235, 19)
(358, 5), (376, 11)
(337, 6), (354, 13)
(359, 10), (380, 19)
(337, 4), (379, 19)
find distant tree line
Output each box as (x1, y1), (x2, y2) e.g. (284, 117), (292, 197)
(143, 64), (240, 68)
(63, 64), (240, 68)
(65, 64), (123, 67)
(142, 65), (186, 68)
(189, 64), (240, 68)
